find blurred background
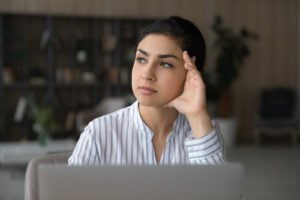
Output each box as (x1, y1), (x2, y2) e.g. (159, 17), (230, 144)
(0, 0), (299, 200)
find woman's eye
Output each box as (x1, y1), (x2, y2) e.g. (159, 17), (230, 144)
(136, 57), (146, 64)
(161, 62), (173, 68)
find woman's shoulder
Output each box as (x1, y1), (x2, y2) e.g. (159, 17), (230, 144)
(80, 102), (136, 138)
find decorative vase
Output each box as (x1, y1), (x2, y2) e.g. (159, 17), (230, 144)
(216, 118), (238, 147)
(33, 123), (50, 146)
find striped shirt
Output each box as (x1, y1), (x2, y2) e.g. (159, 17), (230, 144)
(68, 101), (226, 165)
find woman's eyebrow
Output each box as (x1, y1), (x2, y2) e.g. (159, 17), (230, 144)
(137, 49), (179, 60)
(158, 54), (179, 60)
(137, 49), (149, 56)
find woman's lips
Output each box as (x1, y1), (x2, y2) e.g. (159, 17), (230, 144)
(138, 86), (157, 95)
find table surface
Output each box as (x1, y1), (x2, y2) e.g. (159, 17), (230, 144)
(0, 139), (76, 166)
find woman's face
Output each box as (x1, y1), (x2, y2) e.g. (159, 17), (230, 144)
(132, 34), (187, 107)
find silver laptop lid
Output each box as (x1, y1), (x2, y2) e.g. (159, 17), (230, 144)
(38, 163), (244, 200)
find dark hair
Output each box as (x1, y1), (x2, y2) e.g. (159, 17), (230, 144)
(138, 16), (206, 72)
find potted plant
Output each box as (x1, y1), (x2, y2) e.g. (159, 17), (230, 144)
(28, 96), (62, 146)
(205, 16), (258, 146)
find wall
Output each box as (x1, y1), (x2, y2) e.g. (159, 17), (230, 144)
(0, 0), (299, 142)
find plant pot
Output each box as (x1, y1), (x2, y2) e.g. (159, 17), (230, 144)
(216, 117), (238, 147)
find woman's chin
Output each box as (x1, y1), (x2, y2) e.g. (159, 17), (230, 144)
(134, 92), (177, 107)
(138, 99), (157, 107)
(137, 98), (169, 108)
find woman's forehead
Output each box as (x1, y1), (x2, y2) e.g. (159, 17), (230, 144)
(137, 34), (183, 56)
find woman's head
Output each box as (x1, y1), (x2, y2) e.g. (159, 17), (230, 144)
(132, 34), (186, 106)
(137, 16), (206, 72)
(132, 16), (206, 107)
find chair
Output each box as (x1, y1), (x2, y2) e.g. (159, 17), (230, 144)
(24, 152), (72, 200)
(254, 87), (298, 145)
(75, 97), (127, 132)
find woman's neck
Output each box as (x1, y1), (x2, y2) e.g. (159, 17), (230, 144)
(138, 104), (178, 137)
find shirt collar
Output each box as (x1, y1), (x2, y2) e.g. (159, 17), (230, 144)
(133, 101), (152, 136)
(132, 101), (189, 140)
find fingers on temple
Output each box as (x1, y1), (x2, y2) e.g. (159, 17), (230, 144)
(183, 51), (197, 71)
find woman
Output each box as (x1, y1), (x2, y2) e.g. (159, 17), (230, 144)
(69, 16), (226, 165)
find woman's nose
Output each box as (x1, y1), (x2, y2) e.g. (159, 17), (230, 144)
(142, 63), (156, 81)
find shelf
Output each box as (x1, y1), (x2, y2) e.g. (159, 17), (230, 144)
(1, 82), (105, 89)
(0, 13), (155, 141)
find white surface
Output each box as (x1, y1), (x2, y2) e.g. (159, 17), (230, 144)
(0, 139), (76, 199)
(0, 168), (25, 200)
(228, 146), (300, 200)
(0, 139), (75, 165)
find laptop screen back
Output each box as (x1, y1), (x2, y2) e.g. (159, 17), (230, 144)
(38, 164), (244, 200)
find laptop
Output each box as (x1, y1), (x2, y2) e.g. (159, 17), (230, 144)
(38, 163), (244, 200)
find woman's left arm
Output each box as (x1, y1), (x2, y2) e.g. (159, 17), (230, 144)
(184, 120), (227, 164)
(165, 51), (226, 164)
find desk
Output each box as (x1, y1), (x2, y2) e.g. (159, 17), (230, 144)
(0, 139), (76, 200)
(0, 139), (76, 166)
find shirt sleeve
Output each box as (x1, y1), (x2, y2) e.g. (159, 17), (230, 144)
(68, 122), (101, 166)
(184, 120), (227, 165)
